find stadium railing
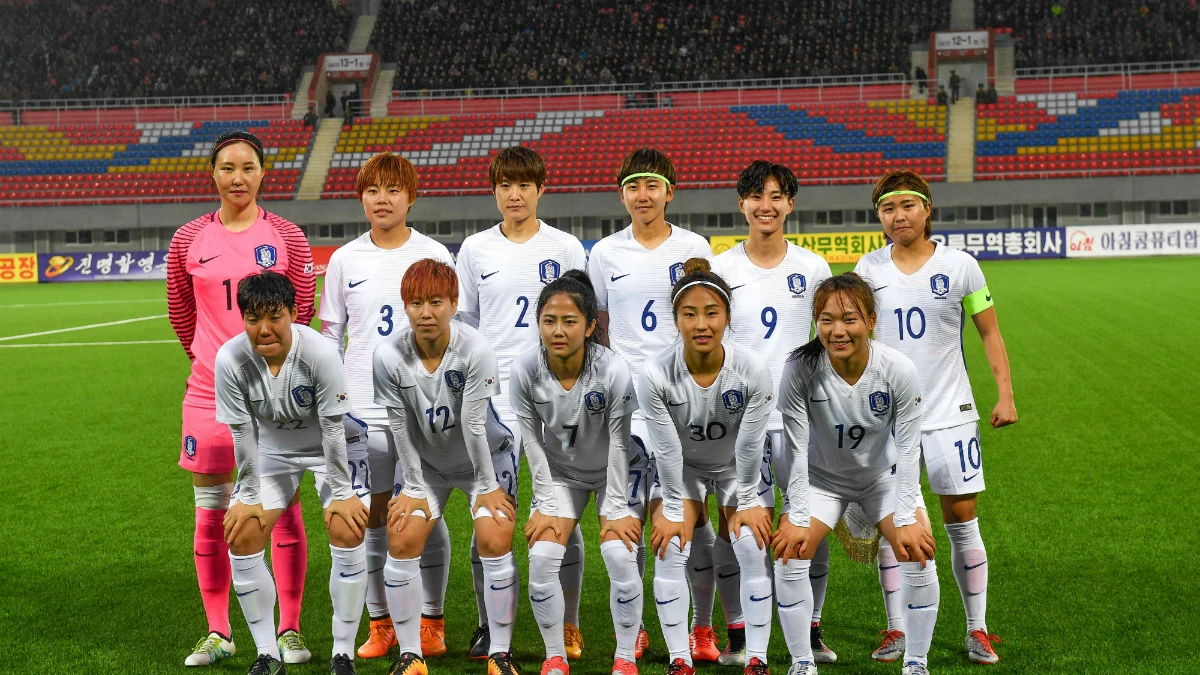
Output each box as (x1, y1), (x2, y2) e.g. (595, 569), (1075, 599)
(3, 94), (294, 126)
(1015, 59), (1200, 94)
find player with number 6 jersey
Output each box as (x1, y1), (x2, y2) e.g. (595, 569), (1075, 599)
(318, 152), (457, 659)
(166, 131), (316, 667)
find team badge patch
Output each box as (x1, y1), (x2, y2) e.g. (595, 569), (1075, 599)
(584, 391), (606, 412)
(292, 385), (315, 408)
(254, 244), (278, 269)
(869, 391), (890, 415)
(669, 262), (686, 284)
(722, 389), (745, 413)
(445, 370), (466, 391)
(184, 435), (197, 458)
(930, 273), (949, 298)
(787, 273), (807, 296)
(539, 259), (562, 284)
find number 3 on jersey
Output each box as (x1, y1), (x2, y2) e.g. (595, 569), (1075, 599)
(378, 304), (394, 336)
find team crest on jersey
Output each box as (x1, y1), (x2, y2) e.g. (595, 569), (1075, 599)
(539, 259), (562, 284)
(669, 262), (686, 283)
(930, 273), (949, 298)
(787, 273), (807, 296)
(184, 435), (197, 458)
(869, 391), (890, 415)
(254, 244), (278, 269)
(292, 385), (316, 408)
(445, 370), (466, 391)
(722, 389), (745, 413)
(584, 391), (606, 412)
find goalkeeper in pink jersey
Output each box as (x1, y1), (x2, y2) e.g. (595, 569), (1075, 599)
(166, 130), (316, 667)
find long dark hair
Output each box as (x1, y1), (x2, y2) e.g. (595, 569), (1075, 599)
(788, 272), (877, 367)
(536, 269), (605, 368)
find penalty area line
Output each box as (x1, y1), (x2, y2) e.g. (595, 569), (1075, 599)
(0, 314), (168, 342)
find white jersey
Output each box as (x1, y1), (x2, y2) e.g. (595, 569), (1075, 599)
(777, 342), (923, 525)
(855, 242), (989, 431)
(639, 340), (774, 519)
(319, 229), (456, 425)
(509, 345), (637, 484)
(587, 224), (713, 405)
(215, 324), (355, 456)
(372, 321), (513, 476)
(455, 221), (587, 421)
(712, 241), (832, 429)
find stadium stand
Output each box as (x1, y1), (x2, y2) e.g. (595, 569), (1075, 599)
(373, 0), (948, 91)
(320, 101), (947, 197)
(977, 1), (1200, 68)
(0, 120), (312, 204)
(974, 88), (1200, 180)
(0, 0), (352, 100)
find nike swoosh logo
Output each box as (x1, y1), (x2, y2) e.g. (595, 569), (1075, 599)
(481, 271), (499, 280)
(667, 401), (686, 407)
(530, 595), (553, 603)
(692, 565), (713, 572)
(384, 581), (409, 588)
(532, 400), (550, 405)
(235, 589), (257, 597)
(964, 472), (980, 482)
(717, 571), (740, 579)
(655, 597), (678, 605)
(617, 594), (641, 604)
(275, 542), (298, 548)
(985, 295), (992, 302)
(750, 594), (773, 602)
(778, 599), (805, 608)
(908, 603), (935, 610)
(195, 551), (217, 557)
(757, 488), (772, 496)
(964, 561), (987, 570)
(627, 501), (641, 508)
(810, 397), (829, 403)
(729, 284), (745, 291)
(348, 280), (367, 288)
(879, 564), (899, 570)
(611, 274), (630, 282)
(340, 570), (364, 578)
(489, 581), (515, 591)
(199, 255), (220, 264)
(873, 286), (888, 292)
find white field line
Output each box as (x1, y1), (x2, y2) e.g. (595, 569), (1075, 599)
(0, 314), (168, 341)
(0, 298), (164, 309)
(0, 340), (177, 348)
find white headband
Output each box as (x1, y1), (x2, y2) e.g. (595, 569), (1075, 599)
(672, 280), (731, 304)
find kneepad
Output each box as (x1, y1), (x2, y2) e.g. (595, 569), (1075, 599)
(962, 548), (988, 594)
(332, 576), (365, 622)
(652, 576), (689, 626)
(878, 544), (901, 593)
(232, 580), (263, 622)
(611, 578), (643, 628)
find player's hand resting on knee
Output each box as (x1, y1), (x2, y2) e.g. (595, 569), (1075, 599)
(894, 523), (937, 566)
(650, 513), (689, 560)
(224, 501), (265, 544)
(387, 493), (431, 533)
(600, 516), (643, 551)
(326, 497), (370, 538)
(771, 519), (810, 563)
(474, 487), (517, 524)
(523, 509), (561, 545)
(729, 506), (773, 549)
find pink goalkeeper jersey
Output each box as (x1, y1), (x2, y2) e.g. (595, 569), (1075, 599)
(167, 208), (315, 404)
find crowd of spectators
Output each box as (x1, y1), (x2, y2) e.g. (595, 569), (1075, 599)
(373, 0), (949, 92)
(0, 0), (352, 101)
(978, 1), (1200, 68)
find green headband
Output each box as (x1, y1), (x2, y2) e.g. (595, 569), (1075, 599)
(875, 189), (929, 207)
(620, 171), (672, 188)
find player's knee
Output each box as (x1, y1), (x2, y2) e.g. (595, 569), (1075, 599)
(388, 529), (426, 559)
(474, 522), (514, 557)
(228, 530), (267, 557)
(326, 517), (363, 548)
(940, 495), (977, 523)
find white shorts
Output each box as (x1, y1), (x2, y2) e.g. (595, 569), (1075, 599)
(808, 469), (903, 530)
(649, 461), (775, 509)
(240, 437), (372, 511)
(365, 422), (395, 494)
(922, 421), (985, 496)
(393, 443), (520, 520)
(529, 466), (650, 523)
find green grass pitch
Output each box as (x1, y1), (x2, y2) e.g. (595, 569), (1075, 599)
(1, 257), (1197, 674)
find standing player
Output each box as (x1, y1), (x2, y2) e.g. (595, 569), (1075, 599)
(215, 271), (371, 675)
(855, 170), (1016, 665)
(167, 131), (316, 667)
(711, 161), (833, 666)
(319, 152), (458, 659)
(372, 259), (521, 675)
(641, 259), (776, 675)
(586, 148), (713, 659)
(509, 271), (648, 675)
(773, 272), (939, 675)
(455, 146), (588, 659)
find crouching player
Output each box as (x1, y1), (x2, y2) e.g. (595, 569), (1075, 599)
(772, 273), (939, 675)
(372, 259), (521, 675)
(509, 270), (650, 675)
(216, 271), (372, 675)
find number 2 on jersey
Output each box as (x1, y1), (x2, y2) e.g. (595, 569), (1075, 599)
(515, 296), (530, 327)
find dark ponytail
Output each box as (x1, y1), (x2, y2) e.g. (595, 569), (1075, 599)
(537, 269), (606, 365)
(788, 272), (877, 367)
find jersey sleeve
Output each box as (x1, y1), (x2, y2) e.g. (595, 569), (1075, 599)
(276, 218), (316, 326)
(692, 232), (714, 260)
(890, 355), (924, 526)
(455, 239), (480, 317)
(372, 341), (410, 409)
(637, 359), (686, 522)
(586, 245), (610, 311)
(960, 255), (993, 316)
(214, 345), (251, 425)
(508, 352), (535, 420)
(312, 340), (353, 418)
(166, 221), (199, 360)
(568, 236), (587, 272)
(463, 332), (502, 402)
(317, 252), (346, 325)
(742, 354), (776, 422)
(608, 355), (637, 418)
(778, 358), (813, 526)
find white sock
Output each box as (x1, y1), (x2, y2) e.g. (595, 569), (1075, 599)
(713, 535), (744, 627)
(774, 559), (814, 663)
(421, 519), (451, 617)
(561, 525), (585, 628)
(363, 526), (389, 620)
(879, 542), (905, 632)
(686, 522), (716, 629)
(471, 534), (488, 626)
(809, 538), (830, 624)
(481, 552), (518, 655)
(529, 541), (567, 658)
(230, 551), (280, 659)
(652, 537), (693, 664)
(601, 540), (643, 661)
(945, 519), (988, 632)
(329, 543), (367, 659)
(731, 527), (773, 662)
(900, 560), (940, 667)
(384, 555), (423, 655)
